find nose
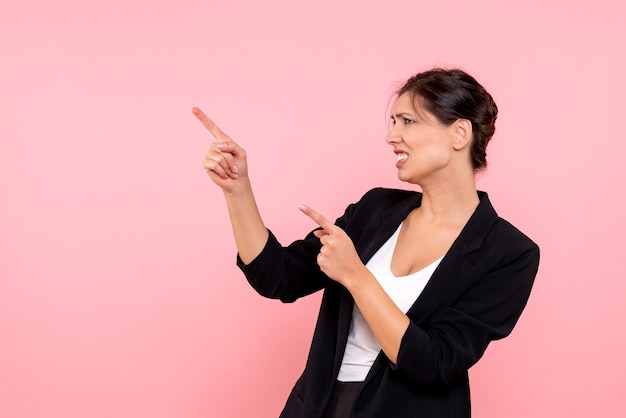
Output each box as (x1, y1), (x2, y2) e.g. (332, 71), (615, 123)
(386, 125), (401, 145)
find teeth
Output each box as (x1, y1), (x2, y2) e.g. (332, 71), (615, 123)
(397, 153), (408, 162)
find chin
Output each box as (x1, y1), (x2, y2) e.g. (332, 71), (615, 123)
(397, 173), (415, 184)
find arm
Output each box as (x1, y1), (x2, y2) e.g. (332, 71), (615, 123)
(238, 193), (377, 302)
(193, 107), (268, 264)
(345, 269), (410, 365)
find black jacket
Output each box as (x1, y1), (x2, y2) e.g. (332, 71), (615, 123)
(238, 188), (539, 417)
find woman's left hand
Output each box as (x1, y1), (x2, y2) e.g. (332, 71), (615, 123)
(299, 205), (367, 286)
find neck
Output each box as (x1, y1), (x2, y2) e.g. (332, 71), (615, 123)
(416, 174), (479, 222)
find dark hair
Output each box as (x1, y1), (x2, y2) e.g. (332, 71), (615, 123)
(397, 68), (498, 171)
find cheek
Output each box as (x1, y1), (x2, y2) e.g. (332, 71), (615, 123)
(414, 143), (453, 168)
(412, 138), (447, 156)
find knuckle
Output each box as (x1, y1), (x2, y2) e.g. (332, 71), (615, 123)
(221, 152), (234, 163)
(203, 160), (223, 172)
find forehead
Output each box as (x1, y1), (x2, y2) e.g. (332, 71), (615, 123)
(393, 92), (415, 109)
(392, 92), (435, 122)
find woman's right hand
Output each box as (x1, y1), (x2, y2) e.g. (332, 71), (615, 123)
(192, 107), (249, 194)
(192, 106), (268, 264)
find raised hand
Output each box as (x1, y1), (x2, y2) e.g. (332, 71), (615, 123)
(192, 107), (248, 193)
(299, 204), (367, 286)
(193, 106), (268, 263)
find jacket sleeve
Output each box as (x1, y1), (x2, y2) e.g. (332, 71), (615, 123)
(236, 191), (371, 303)
(393, 240), (540, 387)
(236, 229), (325, 302)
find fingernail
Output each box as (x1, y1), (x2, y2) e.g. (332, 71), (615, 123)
(217, 142), (228, 149)
(231, 164), (239, 174)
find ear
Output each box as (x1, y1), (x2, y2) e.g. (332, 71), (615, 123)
(451, 118), (472, 150)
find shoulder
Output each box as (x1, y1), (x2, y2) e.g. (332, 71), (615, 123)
(491, 216), (540, 255)
(462, 192), (540, 267)
(479, 202), (540, 270)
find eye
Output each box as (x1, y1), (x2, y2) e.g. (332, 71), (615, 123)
(390, 116), (415, 126)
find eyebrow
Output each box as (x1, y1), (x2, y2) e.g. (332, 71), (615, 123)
(391, 112), (416, 119)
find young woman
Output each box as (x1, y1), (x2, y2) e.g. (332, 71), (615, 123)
(194, 68), (539, 418)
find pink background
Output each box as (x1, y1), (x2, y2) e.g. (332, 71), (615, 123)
(2, 0), (625, 417)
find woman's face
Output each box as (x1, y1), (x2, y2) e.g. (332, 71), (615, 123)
(386, 93), (458, 185)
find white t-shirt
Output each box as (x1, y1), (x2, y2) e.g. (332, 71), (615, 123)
(337, 223), (443, 382)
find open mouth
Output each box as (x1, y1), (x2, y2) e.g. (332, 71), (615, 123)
(396, 153), (408, 162)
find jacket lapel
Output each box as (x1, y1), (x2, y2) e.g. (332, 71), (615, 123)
(407, 192), (499, 321)
(356, 193), (423, 264)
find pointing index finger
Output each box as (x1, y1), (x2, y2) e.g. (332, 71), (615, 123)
(299, 205), (335, 232)
(192, 107), (229, 141)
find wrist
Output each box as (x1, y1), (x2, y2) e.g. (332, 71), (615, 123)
(222, 177), (252, 197)
(342, 264), (374, 292)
